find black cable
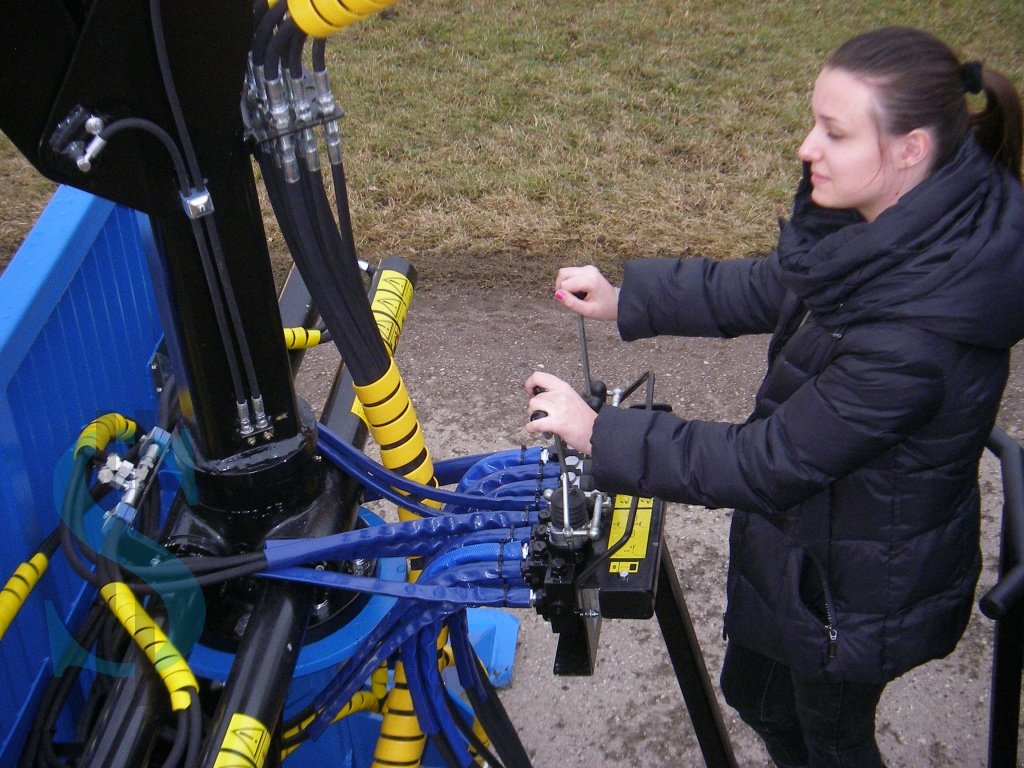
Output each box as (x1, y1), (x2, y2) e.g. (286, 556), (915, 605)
(159, 709), (189, 768)
(148, 0), (202, 186)
(96, 120), (249, 409)
(265, 16), (302, 81)
(441, 686), (507, 768)
(19, 601), (109, 768)
(280, 168), (390, 384)
(252, 1), (288, 69)
(98, 118), (191, 194)
(151, 0), (265, 414)
(185, 690), (202, 768)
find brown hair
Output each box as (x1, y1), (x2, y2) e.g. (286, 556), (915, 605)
(826, 27), (1022, 181)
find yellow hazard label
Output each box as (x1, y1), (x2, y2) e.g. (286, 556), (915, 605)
(213, 713), (270, 768)
(607, 496), (653, 573)
(371, 269), (413, 354)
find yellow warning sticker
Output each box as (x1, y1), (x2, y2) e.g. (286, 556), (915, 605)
(606, 496), (653, 573)
(371, 270), (413, 354)
(213, 712), (270, 768)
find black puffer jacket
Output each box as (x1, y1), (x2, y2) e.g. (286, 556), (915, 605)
(590, 136), (1024, 683)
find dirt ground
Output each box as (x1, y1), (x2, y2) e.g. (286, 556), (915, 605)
(292, 285), (1024, 768)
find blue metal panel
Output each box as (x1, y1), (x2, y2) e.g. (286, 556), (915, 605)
(0, 187), (163, 765)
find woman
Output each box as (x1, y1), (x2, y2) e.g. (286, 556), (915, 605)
(525, 27), (1024, 767)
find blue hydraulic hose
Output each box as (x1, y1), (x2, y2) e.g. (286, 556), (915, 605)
(305, 598), (423, 717)
(422, 541), (523, 582)
(453, 447), (547, 491)
(457, 462), (561, 497)
(307, 601), (456, 740)
(261, 566), (532, 607)
(411, 619), (474, 768)
(263, 509), (533, 569)
(447, 609), (486, 700)
(318, 426), (545, 512)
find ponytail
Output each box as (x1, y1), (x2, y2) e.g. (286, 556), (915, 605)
(972, 68), (1022, 181)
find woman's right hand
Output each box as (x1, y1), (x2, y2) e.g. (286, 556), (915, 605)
(553, 265), (619, 321)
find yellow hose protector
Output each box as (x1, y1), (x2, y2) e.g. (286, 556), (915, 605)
(353, 358), (441, 522)
(371, 661), (390, 701)
(372, 661), (426, 768)
(74, 413), (138, 457)
(281, 690), (380, 759)
(213, 712), (270, 768)
(99, 582), (198, 711)
(283, 327), (324, 349)
(0, 553), (48, 642)
(287, 0), (400, 38)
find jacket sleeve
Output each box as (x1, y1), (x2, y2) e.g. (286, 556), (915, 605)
(590, 326), (946, 514)
(617, 254), (787, 342)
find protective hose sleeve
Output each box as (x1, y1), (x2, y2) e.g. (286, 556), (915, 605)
(0, 553), (48, 641)
(75, 413), (138, 457)
(373, 660), (428, 768)
(352, 357), (440, 520)
(370, 267), (414, 356)
(282, 690), (379, 758)
(283, 327), (323, 349)
(287, 0), (399, 37)
(99, 582), (198, 710)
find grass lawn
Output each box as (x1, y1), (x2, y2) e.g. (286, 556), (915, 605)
(2, 0), (1021, 289)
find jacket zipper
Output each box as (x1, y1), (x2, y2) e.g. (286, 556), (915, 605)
(810, 556), (839, 658)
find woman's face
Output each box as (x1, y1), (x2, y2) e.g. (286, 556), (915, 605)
(798, 67), (914, 222)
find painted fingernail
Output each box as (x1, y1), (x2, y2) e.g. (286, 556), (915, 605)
(554, 290), (565, 300)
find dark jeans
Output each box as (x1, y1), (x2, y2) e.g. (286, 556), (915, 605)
(719, 642), (887, 768)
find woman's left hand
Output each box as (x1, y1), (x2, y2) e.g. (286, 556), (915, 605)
(524, 371), (597, 454)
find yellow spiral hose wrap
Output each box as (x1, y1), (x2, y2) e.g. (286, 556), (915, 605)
(287, 0), (401, 38)
(99, 582), (198, 711)
(0, 553), (48, 641)
(74, 413), (138, 457)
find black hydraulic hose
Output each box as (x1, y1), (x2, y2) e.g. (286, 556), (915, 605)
(281, 168), (389, 383)
(159, 709), (189, 768)
(288, 27), (306, 79)
(151, 0), (265, 413)
(312, 38), (327, 71)
(149, 0), (202, 186)
(329, 156), (361, 267)
(265, 16), (302, 81)
(253, 0), (270, 27)
(185, 690), (202, 768)
(96, 125), (247, 408)
(441, 686), (506, 768)
(252, 0), (288, 69)
(463, 664), (533, 768)
(18, 601), (109, 768)
(99, 118), (191, 194)
(199, 203), (267, 407)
